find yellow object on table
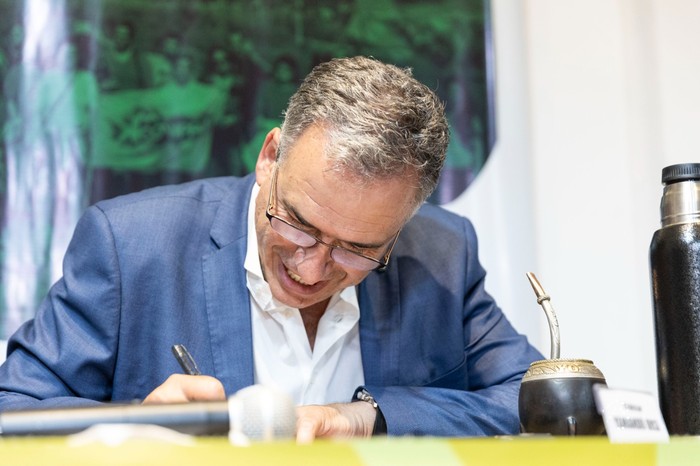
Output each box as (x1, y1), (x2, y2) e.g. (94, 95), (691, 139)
(1, 435), (699, 466)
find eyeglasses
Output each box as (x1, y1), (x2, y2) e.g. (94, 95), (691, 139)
(265, 166), (400, 272)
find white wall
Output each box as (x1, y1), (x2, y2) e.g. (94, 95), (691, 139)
(448, 0), (542, 348)
(448, 0), (700, 396)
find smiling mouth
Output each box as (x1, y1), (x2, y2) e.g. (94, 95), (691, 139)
(285, 267), (313, 286)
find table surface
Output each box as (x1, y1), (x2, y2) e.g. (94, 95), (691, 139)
(1, 435), (699, 466)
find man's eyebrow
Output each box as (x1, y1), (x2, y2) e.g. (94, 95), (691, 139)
(286, 202), (387, 250)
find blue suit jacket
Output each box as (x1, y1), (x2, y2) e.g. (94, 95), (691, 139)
(0, 174), (542, 436)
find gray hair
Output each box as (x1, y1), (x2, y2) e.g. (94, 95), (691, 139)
(278, 56), (449, 206)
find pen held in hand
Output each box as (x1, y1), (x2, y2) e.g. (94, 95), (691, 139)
(171, 344), (202, 376)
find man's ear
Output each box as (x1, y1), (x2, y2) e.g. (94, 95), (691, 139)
(255, 128), (281, 185)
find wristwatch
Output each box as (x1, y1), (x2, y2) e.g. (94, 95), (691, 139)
(352, 387), (387, 435)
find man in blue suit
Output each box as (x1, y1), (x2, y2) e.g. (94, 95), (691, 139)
(0, 56), (542, 441)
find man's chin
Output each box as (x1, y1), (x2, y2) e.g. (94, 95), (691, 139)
(275, 279), (341, 311)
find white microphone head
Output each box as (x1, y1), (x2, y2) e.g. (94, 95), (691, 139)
(227, 384), (296, 445)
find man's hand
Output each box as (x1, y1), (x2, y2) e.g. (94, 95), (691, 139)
(142, 374), (226, 404)
(295, 401), (376, 444)
(143, 378), (375, 443)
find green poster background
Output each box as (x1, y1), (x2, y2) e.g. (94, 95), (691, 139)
(0, 0), (494, 337)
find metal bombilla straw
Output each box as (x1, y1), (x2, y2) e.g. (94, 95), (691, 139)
(526, 272), (561, 359)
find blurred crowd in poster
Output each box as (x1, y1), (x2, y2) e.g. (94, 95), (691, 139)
(0, 0), (494, 337)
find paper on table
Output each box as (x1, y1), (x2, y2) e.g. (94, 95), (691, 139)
(67, 423), (196, 447)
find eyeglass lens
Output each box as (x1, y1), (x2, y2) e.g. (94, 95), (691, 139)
(268, 217), (381, 271)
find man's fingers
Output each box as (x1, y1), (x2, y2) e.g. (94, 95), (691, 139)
(294, 403), (374, 443)
(142, 374), (225, 404)
(295, 417), (319, 444)
(181, 375), (226, 401)
(295, 405), (330, 444)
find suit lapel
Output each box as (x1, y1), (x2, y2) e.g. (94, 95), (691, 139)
(202, 175), (256, 394)
(358, 265), (402, 386)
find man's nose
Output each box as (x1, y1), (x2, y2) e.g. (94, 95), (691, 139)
(292, 244), (333, 284)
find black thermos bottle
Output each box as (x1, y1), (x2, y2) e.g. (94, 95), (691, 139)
(650, 162), (700, 435)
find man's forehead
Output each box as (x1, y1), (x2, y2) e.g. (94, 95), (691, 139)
(277, 173), (411, 245)
(279, 124), (421, 219)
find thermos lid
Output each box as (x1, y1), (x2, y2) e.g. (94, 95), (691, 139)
(660, 163), (700, 226)
(662, 163), (700, 185)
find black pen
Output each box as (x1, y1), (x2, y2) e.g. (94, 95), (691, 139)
(171, 344), (202, 376)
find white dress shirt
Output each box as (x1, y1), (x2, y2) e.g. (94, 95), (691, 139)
(244, 183), (365, 405)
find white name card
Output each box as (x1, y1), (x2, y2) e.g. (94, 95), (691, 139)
(593, 384), (669, 443)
